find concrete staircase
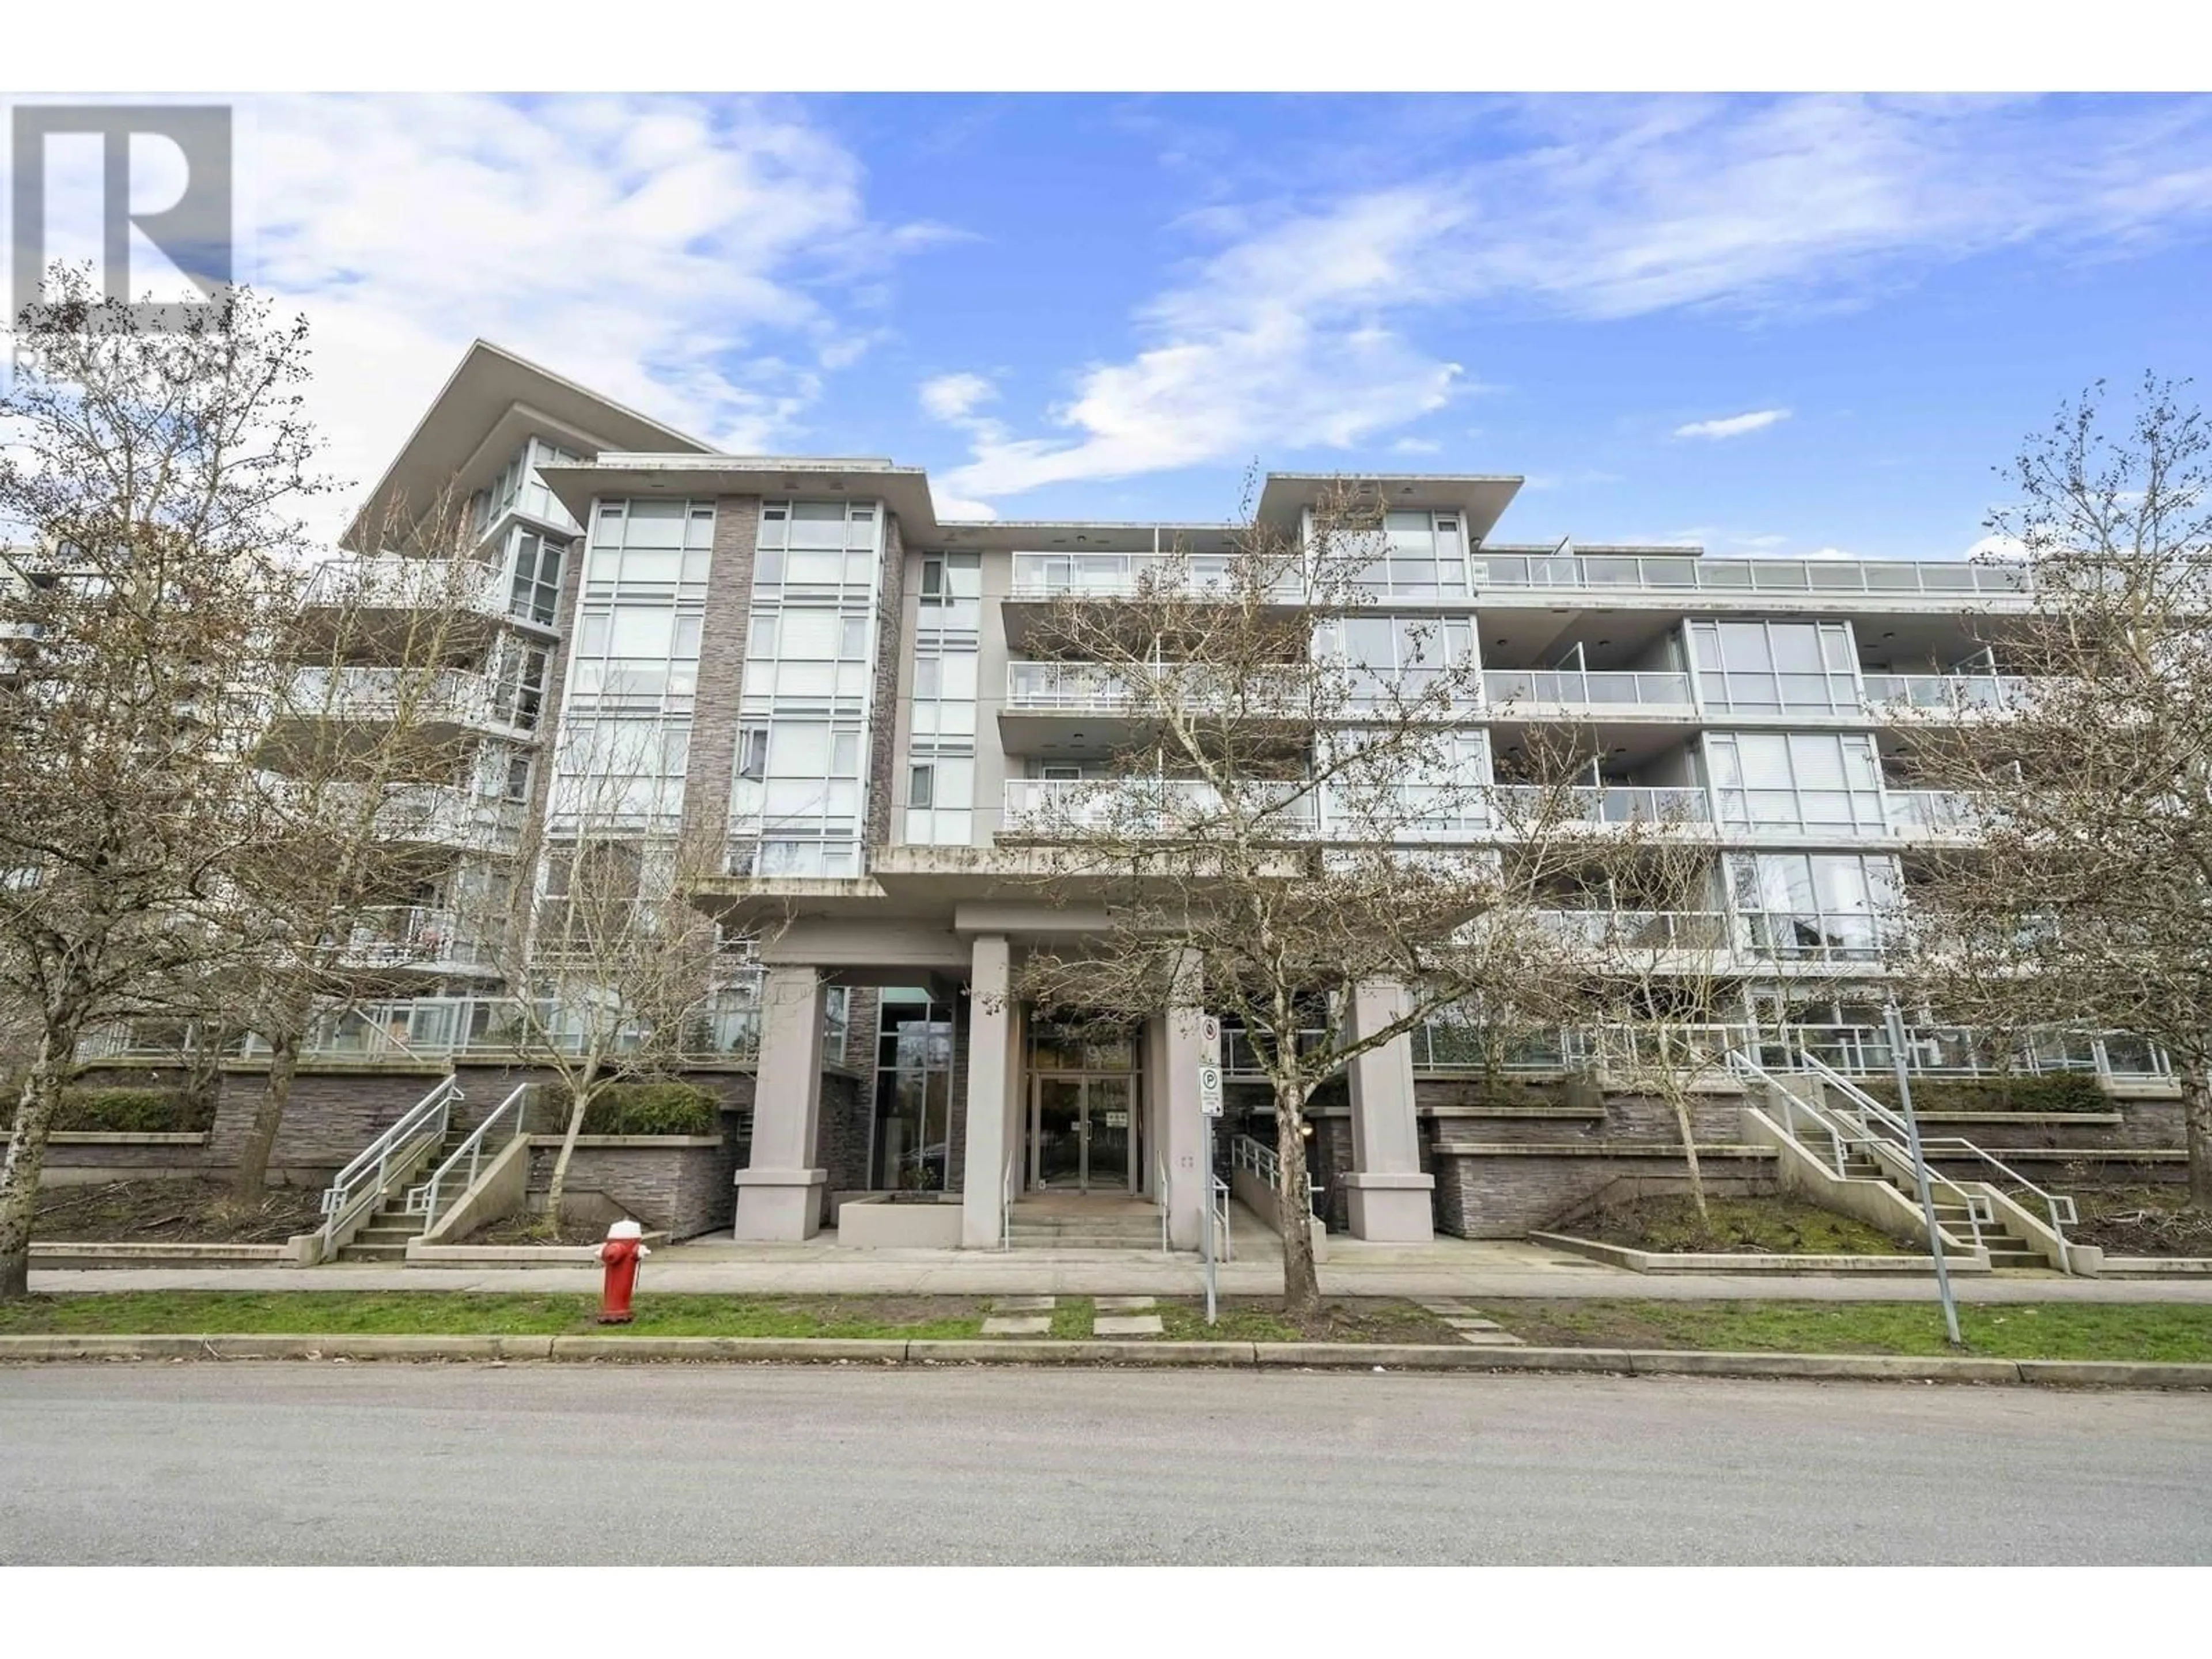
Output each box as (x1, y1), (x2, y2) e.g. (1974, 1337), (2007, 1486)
(335, 1119), (470, 1263)
(1007, 1198), (1164, 1251)
(1738, 1051), (2075, 1272)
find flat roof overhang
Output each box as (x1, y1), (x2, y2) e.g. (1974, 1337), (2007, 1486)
(1256, 472), (1524, 543)
(345, 341), (713, 549)
(540, 455), (945, 540)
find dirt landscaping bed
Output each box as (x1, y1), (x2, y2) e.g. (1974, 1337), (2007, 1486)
(2066, 1187), (2212, 1257)
(454, 1215), (628, 1248)
(32, 1180), (323, 1245)
(1573, 1195), (1911, 1256)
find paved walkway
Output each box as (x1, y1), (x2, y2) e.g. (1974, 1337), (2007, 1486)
(25, 1225), (2212, 1302)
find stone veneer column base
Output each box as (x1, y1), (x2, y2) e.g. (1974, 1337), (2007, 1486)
(732, 1168), (828, 1241)
(1343, 1171), (1436, 1243)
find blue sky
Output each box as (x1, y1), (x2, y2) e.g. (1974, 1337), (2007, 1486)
(202, 93), (2212, 554)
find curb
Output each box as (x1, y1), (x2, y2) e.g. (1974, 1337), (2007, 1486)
(2, 1333), (2209, 1387)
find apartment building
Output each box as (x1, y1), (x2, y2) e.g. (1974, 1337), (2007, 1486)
(174, 340), (2175, 1248)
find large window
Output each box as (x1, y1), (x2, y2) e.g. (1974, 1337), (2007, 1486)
(905, 552), (982, 846)
(568, 605), (702, 712)
(506, 528), (566, 627)
(473, 437), (586, 537)
(1320, 613), (1478, 705)
(548, 717), (691, 831)
(733, 501), (888, 875)
(731, 718), (868, 876)
(1728, 852), (1900, 962)
(756, 500), (880, 593)
(870, 988), (954, 1190)
(1689, 620), (1859, 714)
(1706, 730), (1885, 835)
(584, 499), (716, 596)
(1336, 509), (1469, 598)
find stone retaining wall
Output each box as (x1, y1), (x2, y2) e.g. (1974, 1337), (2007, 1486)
(524, 1137), (739, 1240)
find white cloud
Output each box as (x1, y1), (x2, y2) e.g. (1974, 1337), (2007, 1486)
(1803, 546), (1861, 560)
(919, 372), (998, 423)
(932, 494), (999, 522)
(1392, 436), (1444, 454)
(1674, 408), (1791, 440)
(938, 95), (2212, 507)
(226, 94), (940, 533)
(1967, 532), (2029, 561)
(1729, 533), (1791, 548)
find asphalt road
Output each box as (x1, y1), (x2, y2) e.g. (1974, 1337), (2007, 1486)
(3, 1363), (2208, 1565)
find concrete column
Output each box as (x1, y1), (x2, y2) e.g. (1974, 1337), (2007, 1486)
(1163, 952), (1207, 1250)
(732, 965), (827, 1240)
(1343, 979), (1436, 1242)
(959, 935), (1014, 1248)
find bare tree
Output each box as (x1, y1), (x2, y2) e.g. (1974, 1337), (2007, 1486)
(1562, 797), (1852, 1226)
(1009, 482), (1594, 1318)
(1893, 374), (2212, 1207)
(457, 714), (730, 1224)
(0, 269), (327, 1297)
(207, 489), (500, 1202)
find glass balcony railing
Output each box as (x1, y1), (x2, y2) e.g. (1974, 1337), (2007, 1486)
(1862, 673), (2033, 711)
(1006, 661), (1139, 711)
(339, 907), (493, 971)
(1001, 777), (1317, 834)
(1010, 551), (1304, 600)
(300, 557), (509, 618)
(1468, 553), (2032, 597)
(283, 667), (537, 734)
(1491, 783), (1711, 826)
(1482, 669), (1694, 709)
(1886, 788), (1976, 836)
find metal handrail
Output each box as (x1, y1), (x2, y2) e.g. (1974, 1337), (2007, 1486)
(1729, 1050), (1990, 1252)
(318, 1075), (460, 1252)
(404, 1082), (528, 1228)
(1797, 1049), (2077, 1270)
(1214, 1174), (1234, 1264)
(1231, 1133), (1324, 1225)
(1156, 1149), (1170, 1254)
(1002, 1151), (1016, 1252)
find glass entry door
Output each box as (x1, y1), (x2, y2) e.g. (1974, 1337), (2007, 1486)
(1028, 1074), (1139, 1194)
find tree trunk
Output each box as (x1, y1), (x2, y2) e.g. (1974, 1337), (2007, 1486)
(1274, 1080), (1320, 1321)
(545, 1056), (600, 1225)
(230, 1031), (301, 1206)
(1659, 1032), (1709, 1222)
(2181, 1058), (2212, 1211)
(0, 1020), (81, 1300)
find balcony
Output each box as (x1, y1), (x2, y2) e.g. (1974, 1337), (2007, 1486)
(1861, 673), (2033, 714)
(1482, 668), (1695, 713)
(1886, 788), (1976, 839)
(1000, 777), (1316, 838)
(365, 783), (527, 855)
(1492, 783), (1711, 828)
(1468, 552), (2032, 599)
(301, 557), (511, 618)
(1532, 909), (1732, 949)
(1008, 551), (1305, 603)
(338, 907), (496, 975)
(1005, 660), (1140, 713)
(279, 666), (540, 739)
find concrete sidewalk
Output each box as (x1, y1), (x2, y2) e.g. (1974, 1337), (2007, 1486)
(25, 1230), (2212, 1302)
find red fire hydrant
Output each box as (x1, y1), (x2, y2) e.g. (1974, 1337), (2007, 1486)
(597, 1218), (649, 1324)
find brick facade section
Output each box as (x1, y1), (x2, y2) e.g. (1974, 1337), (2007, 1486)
(525, 1139), (738, 1239)
(1433, 1149), (1779, 1238)
(864, 513), (907, 854)
(680, 495), (762, 851)
(819, 1070), (872, 1194)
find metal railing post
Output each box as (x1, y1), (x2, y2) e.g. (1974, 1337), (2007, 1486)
(1887, 1001), (1964, 1348)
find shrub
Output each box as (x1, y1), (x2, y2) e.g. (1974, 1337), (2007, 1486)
(2, 1086), (210, 1134)
(1863, 1072), (2109, 1115)
(574, 1080), (719, 1136)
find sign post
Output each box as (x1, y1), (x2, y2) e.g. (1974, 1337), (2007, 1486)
(1197, 1062), (1223, 1325)
(1884, 1001), (1963, 1349)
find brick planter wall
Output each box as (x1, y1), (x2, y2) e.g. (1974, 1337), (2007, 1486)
(525, 1137), (739, 1240)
